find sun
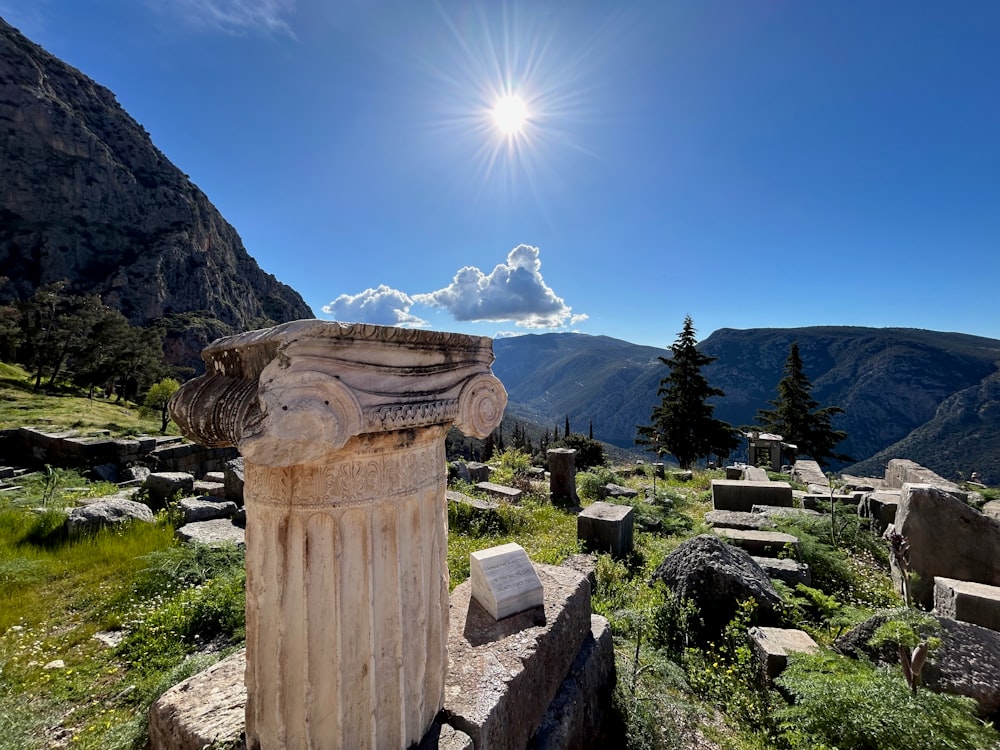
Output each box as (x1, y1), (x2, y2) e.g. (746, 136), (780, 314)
(492, 93), (530, 136)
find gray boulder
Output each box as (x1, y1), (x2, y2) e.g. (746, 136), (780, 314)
(176, 519), (245, 546)
(178, 497), (238, 524)
(650, 534), (785, 640)
(143, 472), (195, 507)
(65, 499), (154, 533)
(121, 465), (151, 483)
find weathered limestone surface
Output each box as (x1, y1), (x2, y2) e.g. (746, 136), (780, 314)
(149, 650), (246, 750)
(791, 460), (828, 488)
(752, 556), (811, 587)
(742, 466), (769, 481)
(64, 498), (154, 533)
(529, 615), (616, 750)
(476, 481), (523, 502)
(175, 518), (245, 546)
(143, 472), (195, 506)
(935, 577), (1000, 632)
(547, 448), (579, 507)
(711, 479), (792, 512)
(178, 497), (237, 523)
(750, 626), (819, 680)
(712, 527), (800, 558)
(578, 501), (634, 558)
(885, 458), (967, 500)
(892, 483), (1000, 608)
(444, 564), (591, 750)
(167, 321), (506, 750)
(704, 509), (776, 531)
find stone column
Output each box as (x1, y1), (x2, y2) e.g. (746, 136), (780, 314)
(547, 447), (579, 507)
(169, 321), (506, 750)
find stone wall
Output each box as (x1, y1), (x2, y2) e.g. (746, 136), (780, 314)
(0, 427), (236, 478)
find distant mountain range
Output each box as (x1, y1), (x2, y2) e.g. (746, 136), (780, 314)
(493, 327), (1000, 484)
(0, 17), (313, 369)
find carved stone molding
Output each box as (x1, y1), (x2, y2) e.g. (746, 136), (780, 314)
(169, 320), (506, 467)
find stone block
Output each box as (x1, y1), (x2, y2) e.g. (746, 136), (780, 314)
(223, 457), (244, 504)
(445, 565), (592, 750)
(983, 501), (1000, 522)
(894, 483), (1000, 608)
(477, 482), (523, 502)
(668, 469), (691, 481)
(179, 497), (238, 524)
(751, 505), (820, 519)
(149, 649), (246, 750)
(749, 626), (819, 680)
(791, 460), (828, 487)
(143, 472), (195, 506)
(712, 527), (800, 558)
(858, 489), (900, 533)
(752, 556), (811, 587)
(577, 501), (634, 558)
(597, 483), (638, 500)
(471, 543), (545, 620)
(528, 615), (616, 750)
(192, 480), (225, 497)
(725, 465), (744, 480)
(711, 479), (792, 512)
(203, 471), (225, 483)
(447, 489), (499, 511)
(175, 519), (245, 546)
(704, 510), (776, 531)
(935, 577), (1000, 632)
(466, 461), (491, 482)
(742, 466), (769, 481)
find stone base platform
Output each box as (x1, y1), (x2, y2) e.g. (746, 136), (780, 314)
(149, 565), (615, 750)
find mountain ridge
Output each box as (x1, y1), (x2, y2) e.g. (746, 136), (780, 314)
(492, 327), (1000, 484)
(0, 17), (313, 369)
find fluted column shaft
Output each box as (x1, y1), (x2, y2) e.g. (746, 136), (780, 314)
(169, 321), (506, 750)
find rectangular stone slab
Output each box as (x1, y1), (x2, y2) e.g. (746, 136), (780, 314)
(470, 542), (544, 620)
(712, 527), (800, 557)
(711, 479), (792, 512)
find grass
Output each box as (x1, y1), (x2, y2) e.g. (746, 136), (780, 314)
(0, 470), (244, 750)
(1, 442), (996, 750)
(0, 362), (175, 436)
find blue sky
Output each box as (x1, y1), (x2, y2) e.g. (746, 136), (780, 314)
(4, 1), (999, 347)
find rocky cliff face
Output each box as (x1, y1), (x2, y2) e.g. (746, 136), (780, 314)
(0, 17), (313, 367)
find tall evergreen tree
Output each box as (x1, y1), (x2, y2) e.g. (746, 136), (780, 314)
(755, 342), (851, 468)
(636, 315), (737, 469)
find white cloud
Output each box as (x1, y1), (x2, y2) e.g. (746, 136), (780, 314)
(321, 285), (428, 327)
(146, 0), (296, 35)
(414, 244), (581, 329)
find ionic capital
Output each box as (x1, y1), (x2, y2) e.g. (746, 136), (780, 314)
(169, 320), (506, 467)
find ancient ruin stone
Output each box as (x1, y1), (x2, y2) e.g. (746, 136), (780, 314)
(892, 483), (1000, 608)
(64, 498), (154, 533)
(650, 534), (784, 639)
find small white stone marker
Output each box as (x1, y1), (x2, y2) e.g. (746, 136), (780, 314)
(470, 542), (544, 620)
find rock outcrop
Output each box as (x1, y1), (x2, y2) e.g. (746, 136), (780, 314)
(0, 18), (313, 369)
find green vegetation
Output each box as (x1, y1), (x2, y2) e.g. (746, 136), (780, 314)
(754, 341), (851, 468)
(1, 431), (996, 748)
(0, 361), (174, 435)
(636, 315), (739, 469)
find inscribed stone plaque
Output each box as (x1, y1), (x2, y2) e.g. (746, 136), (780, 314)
(470, 542), (544, 620)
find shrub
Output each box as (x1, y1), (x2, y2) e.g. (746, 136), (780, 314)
(774, 651), (997, 750)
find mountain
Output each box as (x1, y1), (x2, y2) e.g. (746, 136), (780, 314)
(492, 327), (1000, 484)
(0, 18), (313, 368)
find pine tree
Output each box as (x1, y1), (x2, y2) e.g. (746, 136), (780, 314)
(755, 342), (850, 468)
(636, 315), (738, 469)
